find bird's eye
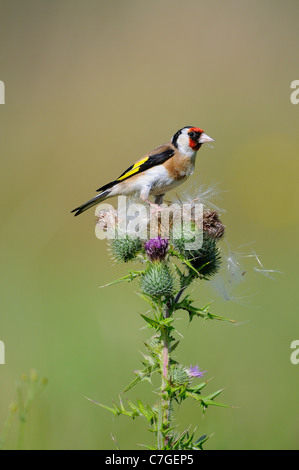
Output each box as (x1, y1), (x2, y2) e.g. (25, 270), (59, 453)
(189, 131), (195, 139)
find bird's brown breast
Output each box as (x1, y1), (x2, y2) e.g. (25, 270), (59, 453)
(164, 154), (194, 180)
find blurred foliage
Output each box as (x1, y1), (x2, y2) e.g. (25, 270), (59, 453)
(0, 0), (298, 449)
(0, 371), (47, 450)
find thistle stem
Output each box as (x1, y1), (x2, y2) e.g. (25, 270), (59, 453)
(158, 303), (171, 449)
(162, 335), (169, 381)
(161, 330), (170, 448)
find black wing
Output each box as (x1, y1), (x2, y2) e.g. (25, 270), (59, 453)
(96, 147), (174, 192)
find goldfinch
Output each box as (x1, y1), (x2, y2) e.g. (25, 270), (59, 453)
(71, 126), (214, 216)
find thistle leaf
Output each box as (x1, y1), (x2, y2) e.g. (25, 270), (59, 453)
(175, 295), (236, 323)
(85, 397), (118, 416)
(100, 270), (142, 288)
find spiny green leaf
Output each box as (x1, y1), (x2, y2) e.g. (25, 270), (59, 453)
(126, 399), (140, 414)
(175, 295), (236, 323)
(141, 314), (174, 331)
(140, 314), (160, 329)
(169, 340), (180, 353)
(123, 377), (140, 393)
(135, 292), (160, 311)
(170, 249), (201, 276)
(185, 391), (204, 402)
(100, 270), (143, 288)
(205, 389), (224, 401)
(201, 398), (230, 408)
(194, 434), (210, 450)
(188, 381), (208, 394)
(137, 400), (153, 421)
(85, 397), (118, 416)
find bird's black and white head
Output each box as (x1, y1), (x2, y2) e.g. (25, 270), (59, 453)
(171, 126), (215, 156)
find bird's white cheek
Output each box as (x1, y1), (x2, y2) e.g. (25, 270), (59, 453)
(177, 134), (196, 157)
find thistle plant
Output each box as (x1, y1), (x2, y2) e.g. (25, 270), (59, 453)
(89, 194), (239, 451)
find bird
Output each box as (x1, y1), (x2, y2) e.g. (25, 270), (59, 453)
(71, 126), (214, 216)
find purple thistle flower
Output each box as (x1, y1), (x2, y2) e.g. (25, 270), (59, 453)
(144, 237), (169, 262)
(187, 365), (206, 378)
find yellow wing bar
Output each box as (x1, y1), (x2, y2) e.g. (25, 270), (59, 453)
(117, 156), (149, 181)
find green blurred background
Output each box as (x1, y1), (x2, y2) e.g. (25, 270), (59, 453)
(0, 0), (298, 450)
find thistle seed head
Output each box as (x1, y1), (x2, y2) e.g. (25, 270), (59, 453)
(202, 210), (225, 239)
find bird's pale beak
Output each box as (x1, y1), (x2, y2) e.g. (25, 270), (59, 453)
(198, 133), (215, 144)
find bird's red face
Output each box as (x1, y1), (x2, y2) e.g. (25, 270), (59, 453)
(188, 127), (215, 151)
(187, 127), (205, 151)
(172, 126), (215, 156)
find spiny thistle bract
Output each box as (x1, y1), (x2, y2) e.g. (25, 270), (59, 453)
(174, 231), (222, 278)
(111, 235), (143, 263)
(170, 365), (191, 387)
(139, 262), (174, 299)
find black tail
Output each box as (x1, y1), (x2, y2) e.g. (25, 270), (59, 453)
(71, 190), (111, 217)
